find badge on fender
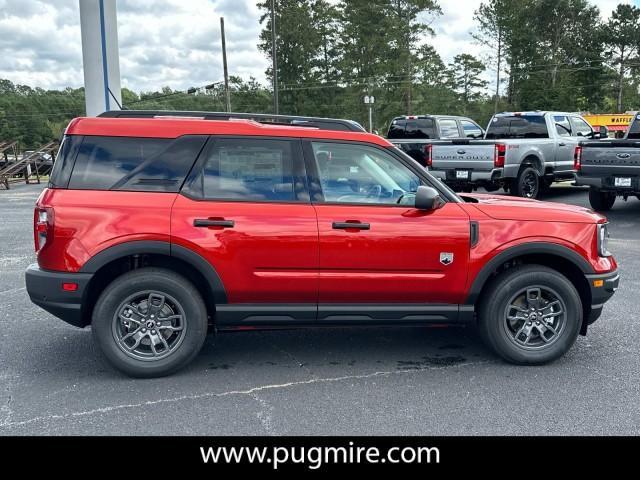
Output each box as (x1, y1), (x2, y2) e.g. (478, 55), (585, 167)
(440, 252), (454, 265)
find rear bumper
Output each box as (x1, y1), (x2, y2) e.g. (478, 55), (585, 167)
(25, 263), (93, 328)
(430, 168), (503, 183)
(576, 174), (640, 193)
(585, 269), (619, 325)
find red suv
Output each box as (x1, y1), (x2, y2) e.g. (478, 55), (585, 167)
(26, 111), (619, 377)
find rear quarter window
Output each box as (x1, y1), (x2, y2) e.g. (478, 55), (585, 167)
(485, 115), (549, 139)
(67, 135), (207, 192)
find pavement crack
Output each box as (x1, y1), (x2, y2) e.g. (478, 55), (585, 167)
(0, 360), (491, 430)
(251, 393), (276, 435)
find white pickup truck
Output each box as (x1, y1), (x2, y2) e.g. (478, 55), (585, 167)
(391, 111), (607, 198)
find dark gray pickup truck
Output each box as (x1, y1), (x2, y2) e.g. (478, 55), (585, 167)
(575, 113), (640, 211)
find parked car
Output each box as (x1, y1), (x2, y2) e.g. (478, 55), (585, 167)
(387, 114), (485, 166)
(26, 111), (618, 377)
(575, 113), (640, 211)
(395, 111), (607, 198)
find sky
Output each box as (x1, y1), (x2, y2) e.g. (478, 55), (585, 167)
(0, 0), (637, 93)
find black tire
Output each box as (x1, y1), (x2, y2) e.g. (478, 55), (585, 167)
(92, 267), (208, 378)
(588, 188), (616, 211)
(510, 166), (540, 199)
(478, 265), (582, 365)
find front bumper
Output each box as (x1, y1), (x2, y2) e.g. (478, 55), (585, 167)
(25, 263), (93, 328)
(585, 269), (619, 325)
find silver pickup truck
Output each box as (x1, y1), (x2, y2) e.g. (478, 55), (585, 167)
(575, 113), (640, 211)
(392, 111), (607, 198)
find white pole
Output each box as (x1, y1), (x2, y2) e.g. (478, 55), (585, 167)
(79, 0), (122, 116)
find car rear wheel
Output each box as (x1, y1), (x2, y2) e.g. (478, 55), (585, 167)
(478, 265), (582, 364)
(588, 188), (616, 211)
(510, 166), (540, 199)
(92, 268), (208, 378)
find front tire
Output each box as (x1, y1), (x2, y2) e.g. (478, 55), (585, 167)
(92, 268), (208, 378)
(588, 188), (616, 211)
(510, 166), (540, 199)
(478, 265), (582, 364)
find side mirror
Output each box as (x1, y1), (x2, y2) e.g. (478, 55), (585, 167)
(414, 185), (445, 211)
(599, 126), (609, 138)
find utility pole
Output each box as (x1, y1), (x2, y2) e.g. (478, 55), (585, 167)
(271, 0), (278, 114)
(220, 17), (231, 113)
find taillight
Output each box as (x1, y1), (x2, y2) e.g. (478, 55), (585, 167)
(574, 146), (582, 171)
(34, 207), (53, 252)
(494, 143), (506, 168)
(424, 144), (433, 167)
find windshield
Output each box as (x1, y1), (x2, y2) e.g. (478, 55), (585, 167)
(485, 115), (549, 139)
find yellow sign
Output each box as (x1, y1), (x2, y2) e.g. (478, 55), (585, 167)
(583, 114), (633, 127)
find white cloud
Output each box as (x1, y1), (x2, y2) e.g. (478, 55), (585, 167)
(0, 0), (635, 93)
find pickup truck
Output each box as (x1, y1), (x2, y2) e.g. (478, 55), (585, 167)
(387, 114), (484, 164)
(391, 111), (607, 198)
(575, 113), (640, 211)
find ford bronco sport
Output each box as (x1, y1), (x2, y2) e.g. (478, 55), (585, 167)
(25, 111), (619, 377)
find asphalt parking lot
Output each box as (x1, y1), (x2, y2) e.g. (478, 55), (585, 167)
(1, 181), (639, 435)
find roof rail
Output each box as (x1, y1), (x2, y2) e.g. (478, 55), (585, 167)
(98, 110), (366, 133)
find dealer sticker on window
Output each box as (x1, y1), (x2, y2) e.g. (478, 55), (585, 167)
(614, 177), (632, 187)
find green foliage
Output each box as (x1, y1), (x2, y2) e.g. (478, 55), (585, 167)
(2, 0), (639, 145)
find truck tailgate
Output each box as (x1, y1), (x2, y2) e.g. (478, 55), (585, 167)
(431, 140), (495, 171)
(581, 141), (640, 176)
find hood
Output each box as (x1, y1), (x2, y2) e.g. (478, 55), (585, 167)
(459, 193), (606, 224)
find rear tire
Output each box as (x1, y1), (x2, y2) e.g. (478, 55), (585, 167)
(588, 188), (616, 211)
(92, 268), (208, 378)
(510, 166), (540, 199)
(478, 265), (582, 365)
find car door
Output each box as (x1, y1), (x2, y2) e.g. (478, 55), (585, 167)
(304, 140), (470, 312)
(171, 136), (319, 319)
(552, 115), (575, 172)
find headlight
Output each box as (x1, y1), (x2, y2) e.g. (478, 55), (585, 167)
(597, 223), (611, 257)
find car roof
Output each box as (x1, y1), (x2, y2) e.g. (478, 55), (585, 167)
(391, 115), (472, 121)
(65, 117), (392, 147)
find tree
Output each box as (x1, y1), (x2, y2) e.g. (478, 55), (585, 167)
(473, 0), (510, 113)
(450, 54), (488, 114)
(602, 3), (640, 112)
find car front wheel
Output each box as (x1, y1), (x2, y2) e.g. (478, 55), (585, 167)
(92, 268), (208, 378)
(478, 265), (582, 364)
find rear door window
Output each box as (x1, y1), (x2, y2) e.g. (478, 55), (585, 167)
(438, 119), (460, 138)
(485, 115), (549, 139)
(183, 138), (305, 202)
(68, 135), (207, 191)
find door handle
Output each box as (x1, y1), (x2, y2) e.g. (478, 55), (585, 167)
(558, 143), (567, 147)
(194, 218), (235, 228)
(332, 221), (370, 230)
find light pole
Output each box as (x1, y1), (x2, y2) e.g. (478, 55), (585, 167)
(364, 95), (375, 133)
(271, 0), (278, 114)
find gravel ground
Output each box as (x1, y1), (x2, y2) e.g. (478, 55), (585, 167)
(0, 181), (638, 435)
